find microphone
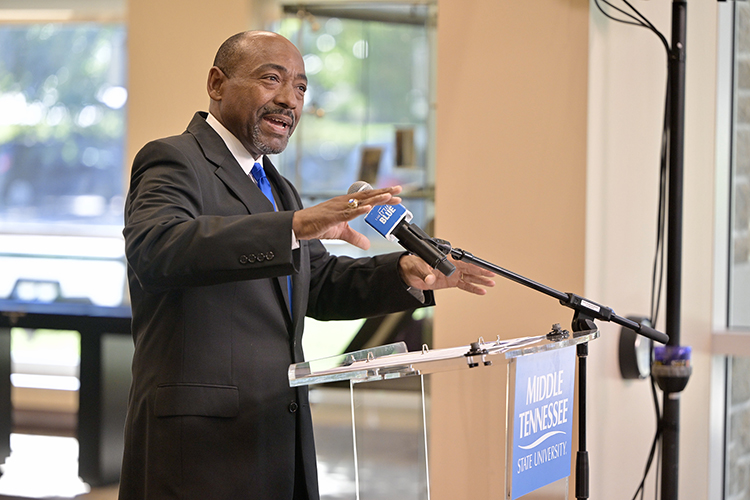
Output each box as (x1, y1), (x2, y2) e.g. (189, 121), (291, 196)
(348, 182), (456, 277)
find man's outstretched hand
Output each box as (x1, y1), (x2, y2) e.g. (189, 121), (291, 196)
(292, 186), (402, 249)
(398, 253), (496, 295)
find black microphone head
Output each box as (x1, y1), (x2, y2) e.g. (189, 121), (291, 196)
(347, 181), (372, 194)
(638, 323), (669, 344)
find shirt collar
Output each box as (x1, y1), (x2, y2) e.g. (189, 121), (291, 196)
(206, 112), (263, 177)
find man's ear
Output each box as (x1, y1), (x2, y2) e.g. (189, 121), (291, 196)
(207, 66), (225, 101)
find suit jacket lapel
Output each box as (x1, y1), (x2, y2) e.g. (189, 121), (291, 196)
(187, 113), (295, 327)
(187, 113), (275, 215)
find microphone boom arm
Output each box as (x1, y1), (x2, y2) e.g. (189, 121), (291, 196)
(446, 246), (668, 344)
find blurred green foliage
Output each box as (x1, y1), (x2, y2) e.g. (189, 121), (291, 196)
(0, 24), (126, 224)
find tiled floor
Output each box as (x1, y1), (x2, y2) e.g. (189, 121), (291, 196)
(0, 487), (118, 500)
(0, 433), (117, 500)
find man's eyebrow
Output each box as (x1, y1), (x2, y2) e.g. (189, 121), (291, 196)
(257, 63), (308, 83)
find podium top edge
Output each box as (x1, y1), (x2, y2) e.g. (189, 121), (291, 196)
(288, 329), (599, 387)
(503, 328), (599, 359)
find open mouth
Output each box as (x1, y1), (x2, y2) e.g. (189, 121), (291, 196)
(262, 114), (293, 135)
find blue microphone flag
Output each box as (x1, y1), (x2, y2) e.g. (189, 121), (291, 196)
(364, 204), (413, 242)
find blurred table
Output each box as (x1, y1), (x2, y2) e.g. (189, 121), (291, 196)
(0, 300), (132, 486)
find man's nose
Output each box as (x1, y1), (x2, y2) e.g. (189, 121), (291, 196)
(274, 83), (299, 109)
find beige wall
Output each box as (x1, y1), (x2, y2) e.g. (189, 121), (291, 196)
(431, 0), (589, 498)
(127, 0), (253, 168)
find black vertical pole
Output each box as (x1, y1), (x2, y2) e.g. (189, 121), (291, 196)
(0, 328), (11, 465)
(78, 328), (103, 484)
(575, 342), (589, 500)
(662, 1), (687, 499)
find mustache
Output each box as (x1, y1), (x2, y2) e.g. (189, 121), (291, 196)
(259, 106), (296, 130)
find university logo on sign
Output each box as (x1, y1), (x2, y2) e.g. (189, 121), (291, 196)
(510, 345), (576, 500)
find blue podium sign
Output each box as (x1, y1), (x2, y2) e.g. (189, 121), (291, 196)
(510, 345), (576, 499)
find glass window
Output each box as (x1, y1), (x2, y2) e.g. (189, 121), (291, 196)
(273, 4), (436, 259)
(723, 3), (750, 498)
(0, 23), (128, 308)
(0, 24), (127, 227)
(0, 12), (128, 495)
(270, 4), (437, 359)
(730, 4), (750, 329)
(725, 355), (750, 499)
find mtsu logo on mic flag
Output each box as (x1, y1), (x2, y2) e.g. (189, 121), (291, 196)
(364, 204), (412, 242)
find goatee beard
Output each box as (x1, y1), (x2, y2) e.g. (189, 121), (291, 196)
(252, 123), (288, 155)
(252, 107), (295, 155)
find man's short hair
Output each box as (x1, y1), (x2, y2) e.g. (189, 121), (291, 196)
(213, 32), (249, 77)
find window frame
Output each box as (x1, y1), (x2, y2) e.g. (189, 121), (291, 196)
(713, 0), (750, 348)
(711, 3), (750, 499)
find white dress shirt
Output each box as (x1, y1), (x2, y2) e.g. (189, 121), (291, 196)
(206, 112), (299, 249)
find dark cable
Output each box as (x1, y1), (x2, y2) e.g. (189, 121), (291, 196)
(650, 74), (671, 327)
(593, 0), (670, 54)
(602, 0), (649, 26)
(595, 0), (646, 26)
(620, 0), (670, 53)
(631, 373), (664, 500)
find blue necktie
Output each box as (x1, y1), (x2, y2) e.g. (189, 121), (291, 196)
(251, 162), (277, 210)
(251, 162), (292, 316)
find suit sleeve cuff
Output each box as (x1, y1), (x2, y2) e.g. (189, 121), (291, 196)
(405, 286), (426, 303)
(291, 229), (299, 250)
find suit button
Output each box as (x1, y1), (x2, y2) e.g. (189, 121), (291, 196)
(247, 254), (257, 263)
(266, 251), (274, 260)
(256, 253), (265, 262)
(239, 255), (248, 264)
(288, 401), (298, 413)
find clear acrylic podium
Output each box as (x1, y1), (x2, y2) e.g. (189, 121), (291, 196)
(289, 328), (599, 500)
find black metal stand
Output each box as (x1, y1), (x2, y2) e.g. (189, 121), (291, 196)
(571, 314), (596, 500)
(654, 3), (691, 500)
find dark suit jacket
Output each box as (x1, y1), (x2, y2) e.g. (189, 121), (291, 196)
(119, 112), (432, 500)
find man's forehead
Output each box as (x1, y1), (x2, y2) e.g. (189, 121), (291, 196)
(238, 35), (306, 78)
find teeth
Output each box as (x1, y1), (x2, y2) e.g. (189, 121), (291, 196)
(267, 117), (288, 128)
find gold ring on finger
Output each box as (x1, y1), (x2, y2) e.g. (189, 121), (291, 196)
(348, 198), (359, 209)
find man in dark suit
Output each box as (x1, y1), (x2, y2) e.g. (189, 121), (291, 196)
(120, 30), (494, 500)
